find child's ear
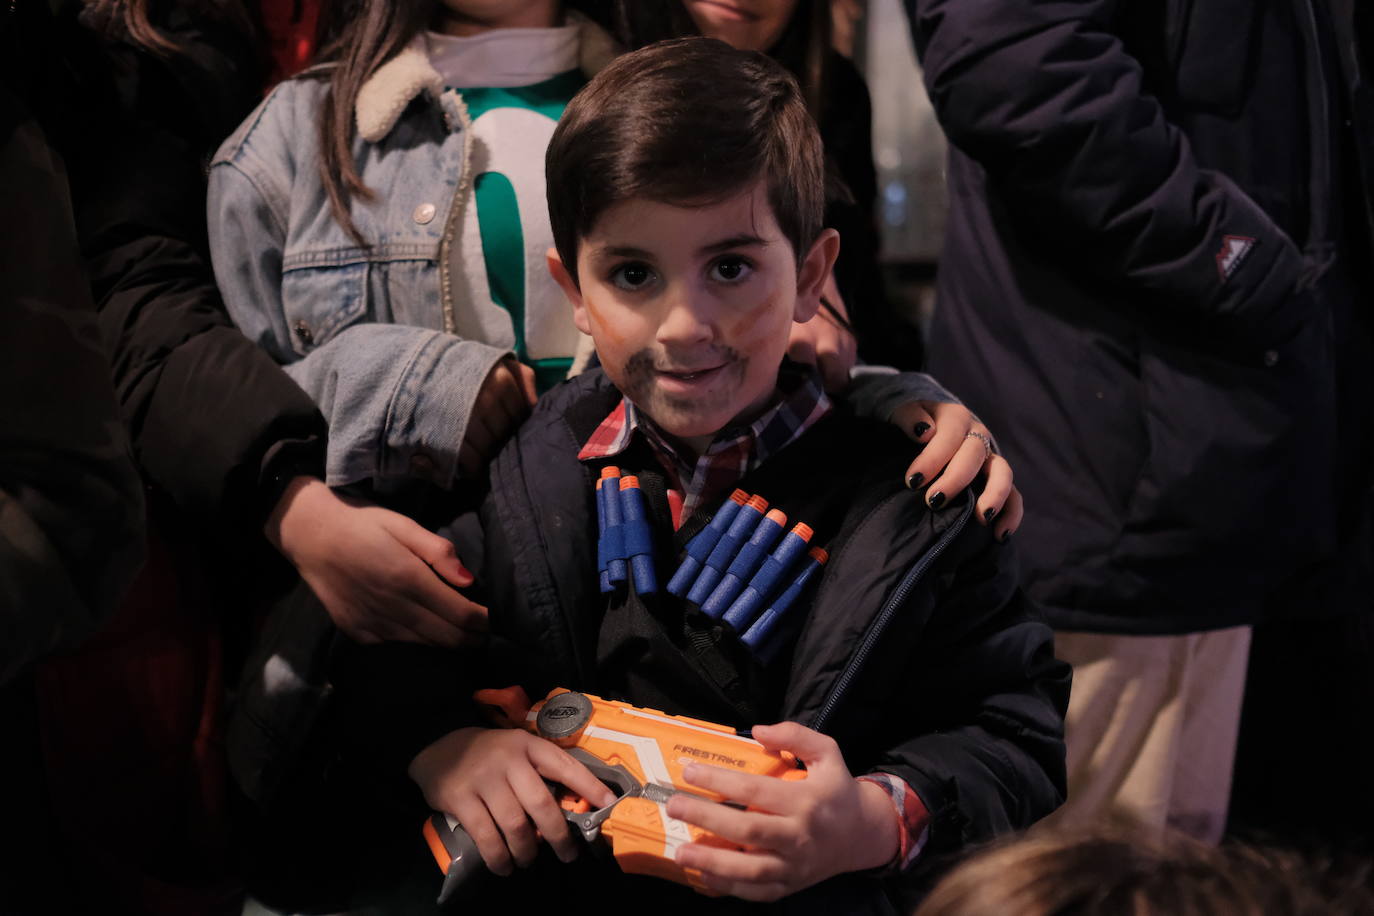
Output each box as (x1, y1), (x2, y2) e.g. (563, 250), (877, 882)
(547, 248), (591, 335)
(794, 228), (841, 323)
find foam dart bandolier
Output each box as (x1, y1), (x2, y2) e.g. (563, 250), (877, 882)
(667, 489), (748, 596)
(721, 521), (814, 631)
(596, 467), (627, 592)
(618, 476), (657, 595)
(686, 495), (769, 605)
(700, 507), (788, 618)
(740, 546), (829, 658)
(422, 688), (806, 902)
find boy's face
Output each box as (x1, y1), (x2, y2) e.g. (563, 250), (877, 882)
(549, 181), (838, 452)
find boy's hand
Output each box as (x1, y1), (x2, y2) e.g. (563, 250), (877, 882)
(460, 358), (538, 477)
(893, 400), (1021, 540)
(267, 477), (489, 646)
(409, 727), (618, 877)
(667, 722), (898, 902)
(787, 273), (856, 393)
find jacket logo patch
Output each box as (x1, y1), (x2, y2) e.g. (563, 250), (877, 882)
(1215, 235), (1256, 281)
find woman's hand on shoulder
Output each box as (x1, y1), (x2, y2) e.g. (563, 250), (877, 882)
(892, 400), (1020, 541)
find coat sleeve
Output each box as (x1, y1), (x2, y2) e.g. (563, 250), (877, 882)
(0, 94), (145, 684)
(868, 523), (1070, 855)
(905, 0), (1313, 351)
(78, 99), (327, 535)
(207, 110), (510, 491)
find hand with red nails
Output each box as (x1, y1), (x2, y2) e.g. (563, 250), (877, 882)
(409, 727), (618, 877)
(890, 399), (1021, 541)
(666, 722), (899, 902)
(266, 476), (489, 646)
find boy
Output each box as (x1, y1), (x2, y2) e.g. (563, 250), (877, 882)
(390, 38), (1068, 911)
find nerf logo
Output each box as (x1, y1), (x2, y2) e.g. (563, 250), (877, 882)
(545, 706), (581, 719)
(674, 745), (747, 768)
(1215, 234), (1255, 281)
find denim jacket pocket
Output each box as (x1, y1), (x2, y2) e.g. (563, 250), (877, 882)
(280, 260), (370, 357)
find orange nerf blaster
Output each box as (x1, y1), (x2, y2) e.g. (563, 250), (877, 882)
(423, 688), (805, 902)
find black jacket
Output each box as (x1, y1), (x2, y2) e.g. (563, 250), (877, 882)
(44, 3), (328, 556)
(908, 0), (1374, 633)
(462, 371), (1066, 905)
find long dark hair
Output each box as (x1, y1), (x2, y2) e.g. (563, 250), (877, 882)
(82, 0), (255, 58)
(609, 1), (831, 124)
(310, 0), (432, 247)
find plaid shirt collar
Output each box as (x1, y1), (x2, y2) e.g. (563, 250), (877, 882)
(578, 363), (832, 521)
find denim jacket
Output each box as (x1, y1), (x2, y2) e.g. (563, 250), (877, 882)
(208, 23), (614, 488)
(209, 22), (956, 489)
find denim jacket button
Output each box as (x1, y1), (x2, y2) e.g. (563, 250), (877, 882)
(293, 320), (314, 347)
(413, 202), (437, 225)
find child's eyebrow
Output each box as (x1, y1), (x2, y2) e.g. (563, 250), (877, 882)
(699, 234), (768, 255)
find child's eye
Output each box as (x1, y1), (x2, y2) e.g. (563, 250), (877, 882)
(610, 262), (657, 291)
(710, 256), (753, 284)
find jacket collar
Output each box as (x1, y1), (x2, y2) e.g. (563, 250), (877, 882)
(355, 12), (618, 143)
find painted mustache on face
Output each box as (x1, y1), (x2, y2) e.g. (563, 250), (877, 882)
(622, 347), (742, 384)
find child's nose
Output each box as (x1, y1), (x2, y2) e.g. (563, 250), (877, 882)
(655, 287), (715, 347)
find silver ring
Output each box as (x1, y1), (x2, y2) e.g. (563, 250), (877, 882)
(965, 430), (993, 458)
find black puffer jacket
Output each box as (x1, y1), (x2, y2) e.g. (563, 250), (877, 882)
(465, 370), (1066, 907)
(908, 0), (1374, 633)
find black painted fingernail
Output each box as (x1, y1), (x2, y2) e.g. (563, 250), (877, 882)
(913, 421), (931, 437)
(1001, 530), (1014, 543)
(907, 472), (924, 489)
(928, 491), (945, 509)
(984, 507), (998, 522)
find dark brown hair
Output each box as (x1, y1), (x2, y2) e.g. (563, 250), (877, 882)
(308, 0), (431, 247)
(82, 0), (255, 58)
(915, 829), (1374, 916)
(608, 0), (831, 125)
(545, 37), (825, 283)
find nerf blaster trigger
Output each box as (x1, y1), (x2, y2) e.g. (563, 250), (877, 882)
(422, 689), (806, 902)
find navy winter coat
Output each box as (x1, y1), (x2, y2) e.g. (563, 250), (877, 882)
(907, 0), (1374, 633)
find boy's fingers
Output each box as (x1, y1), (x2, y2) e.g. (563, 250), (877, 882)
(975, 456), (1014, 525)
(482, 782), (540, 868)
(994, 487), (1023, 541)
(528, 743), (617, 810)
(452, 797), (514, 877)
(750, 721), (844, 774)
(680, 763), (795, 814)
(675, 844), (789, 901)
(507, 766), (578, 863)
(665, 794), (787, 849)
(408, 569), (489, 635)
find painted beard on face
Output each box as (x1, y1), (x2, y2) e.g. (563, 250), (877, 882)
(620, 345), (749, 439)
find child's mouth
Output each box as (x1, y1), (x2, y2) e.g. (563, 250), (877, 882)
(656, 364), (727, 389)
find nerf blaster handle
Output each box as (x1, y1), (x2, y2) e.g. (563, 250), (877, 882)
(423, 689), (805, 902)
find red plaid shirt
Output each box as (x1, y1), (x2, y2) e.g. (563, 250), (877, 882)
(577, 365), (930, 869)
(578, 365), (832, 525)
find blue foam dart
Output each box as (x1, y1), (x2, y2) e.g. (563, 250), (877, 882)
(702, 508), (788, 620)
(686, 495), (769, 606)
(721, 521), (814, 630)
(618, 475), (657, 595)
(599, 467), (627, 587)
(667, 489), (749, 597)
(741, 546), (829, 653)
(595, 478), (612, 593)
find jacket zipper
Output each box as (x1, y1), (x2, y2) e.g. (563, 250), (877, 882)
(810, 498), (975, 732)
